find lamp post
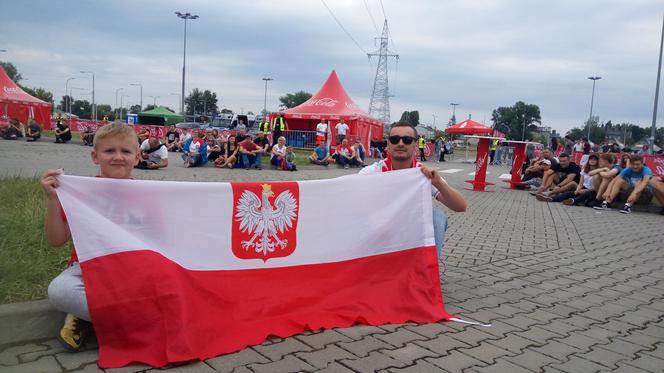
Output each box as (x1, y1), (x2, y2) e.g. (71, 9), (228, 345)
(80, 71), (95, 121)
(587, 76), (601, 140)
(65, 77), (76, 117)
(130, 83), (143, 111)
(650, 14), (664, 154)
(432, 114), (437, 129)
(262, 77), (273, 117)
(115, 88), (124, 120)
(120, 94), (129, 121)
(175, 11), (199, 116)
(148, 95), (160, 107)
(68, 87), (84, 117)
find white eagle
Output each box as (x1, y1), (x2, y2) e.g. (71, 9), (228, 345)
(235, 184), (298, 256)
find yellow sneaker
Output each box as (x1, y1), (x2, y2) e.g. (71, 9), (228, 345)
(57, 313), (91, 352)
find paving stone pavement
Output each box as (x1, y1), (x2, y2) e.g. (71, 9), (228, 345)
(1, 140), (663, 372)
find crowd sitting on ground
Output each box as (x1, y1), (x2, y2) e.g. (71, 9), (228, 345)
(518, 148), (664, 215)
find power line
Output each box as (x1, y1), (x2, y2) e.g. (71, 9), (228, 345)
(364, 0), (380, 36)
(320, 0), (367, 54)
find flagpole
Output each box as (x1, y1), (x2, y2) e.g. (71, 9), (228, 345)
(650, 13), (664, 154)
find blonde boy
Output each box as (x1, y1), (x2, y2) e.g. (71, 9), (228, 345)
(41, 123), (139, 351)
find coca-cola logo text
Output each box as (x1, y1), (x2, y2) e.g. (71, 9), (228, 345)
(3, 86), (20, 94)
(303, 98), (338, 107)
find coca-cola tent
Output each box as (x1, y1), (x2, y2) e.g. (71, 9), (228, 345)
(445, 119), (493, 135)
(280, 70), (383, 148)
(0, 66), (52, 128)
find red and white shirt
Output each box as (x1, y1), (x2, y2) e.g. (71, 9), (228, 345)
(359, 158), (441, 199)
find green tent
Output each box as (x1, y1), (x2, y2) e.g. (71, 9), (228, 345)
(137, 106), (184, 126)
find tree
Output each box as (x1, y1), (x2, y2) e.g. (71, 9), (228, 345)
(71, 100), (92, 119)
(21, 86), (53, 104)
(59, 95), (74, 114)
(185, 89), (219, 116)
(0, 61), (22, 83)
(129, 104), (141, 114)
(399, 110), (420, 126)
(279, 91), (312, 108)
(96, 104), (113, 120)
(491, 101), (541, 140)
(247, 111), (254, 116)
(220, 108), (233, 114)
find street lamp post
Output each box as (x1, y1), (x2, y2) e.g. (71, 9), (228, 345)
(148, 95), (160, 107)
(120, 94), (129, 121)
(175, 11), (199, 116)
(262, 77), (273, 117)
(130, 83), (143, 111)
(650, 14), (664, 154)
(68, 87), (84, 117)
(432, 114), (437, 129)
(80, 71), (95, 121)
(65, 77), (76, 117)
(115, 88), (124, 120)
(587, 76), (602, 141)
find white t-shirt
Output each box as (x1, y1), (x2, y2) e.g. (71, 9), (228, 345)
(359, 160), (441, 199)
(189, 139), (201, 155)
(335, 122), (349, 135)
(581, 170), (594, 190)
(316, 122), (328, 136)
(182, 132), (192, 143)
(272, 144), (286, 159)
(573, 142), (583, 152)
(140, 139), (168, 164)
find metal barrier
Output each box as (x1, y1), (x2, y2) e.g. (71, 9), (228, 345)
(283, 130), (318, 149)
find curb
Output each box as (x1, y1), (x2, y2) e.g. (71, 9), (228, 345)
(0, 299), (63, 347)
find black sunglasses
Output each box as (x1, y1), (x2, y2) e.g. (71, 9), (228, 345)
(388, 135), (416, 145)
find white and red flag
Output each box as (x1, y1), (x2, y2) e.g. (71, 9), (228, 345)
(55, 169), (451, 368)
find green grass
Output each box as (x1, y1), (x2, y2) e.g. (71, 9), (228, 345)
(0, 176), (70, 304)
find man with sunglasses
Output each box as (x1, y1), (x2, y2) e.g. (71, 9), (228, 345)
(360, 122), (467, 256)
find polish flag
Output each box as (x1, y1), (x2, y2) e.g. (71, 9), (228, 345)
(55, 169), (451, 368)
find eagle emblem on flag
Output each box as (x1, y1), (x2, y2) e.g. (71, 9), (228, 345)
(231, 182), (299, 261)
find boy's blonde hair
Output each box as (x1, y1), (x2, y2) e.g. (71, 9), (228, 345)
(93, 122), (139, 149)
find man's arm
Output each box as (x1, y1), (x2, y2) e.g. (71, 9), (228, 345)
(421, 166), (467, 212)
(631, 176), (652, 198)
(558, 173), (576, 187)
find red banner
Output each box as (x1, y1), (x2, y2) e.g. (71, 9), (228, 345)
(644, 155), (664, 178)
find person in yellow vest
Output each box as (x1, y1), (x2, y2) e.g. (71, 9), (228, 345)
(102, 116), (109, 122)
(418, 135), (427, 162)
(258, 116), (271, 143)
(490, 138), (500, 165)
(271, 113), (288, 147)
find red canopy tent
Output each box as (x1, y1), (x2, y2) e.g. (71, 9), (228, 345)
(0, 66), (52, 128)
(280, 70), (383, 149)
(444, 119), (493, 135)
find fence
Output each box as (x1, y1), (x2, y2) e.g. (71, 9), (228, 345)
(281, 130), (370, 150)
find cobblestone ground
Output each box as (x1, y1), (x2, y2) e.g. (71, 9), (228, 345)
(1, 140), (663, 372)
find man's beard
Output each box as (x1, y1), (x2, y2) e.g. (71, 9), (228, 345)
(390, 150), (412, 162)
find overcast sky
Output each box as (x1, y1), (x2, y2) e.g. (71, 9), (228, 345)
(2, 0), (663, 133)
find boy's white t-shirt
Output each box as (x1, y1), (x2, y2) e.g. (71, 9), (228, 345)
(189, 139), (201, 155)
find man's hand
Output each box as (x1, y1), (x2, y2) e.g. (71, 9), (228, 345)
(552, 186), (562, 194)
(420, 166), (446, 189)
(627, 193), (638, 204)
(41, 169), (62, 200)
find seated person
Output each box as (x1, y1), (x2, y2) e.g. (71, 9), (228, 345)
(216, 135), (239, 169)
(309, 141), (333, 166)
(521, 148), (558, 183)
(206, 136), (223, 162)
(136, 127), (151, 145)
(352, 139), (366, 166)
(181, 130), (208, 168)
(331, 139), (361, 169)
(595, 155), (653, 214)
(80, 126), (95, 146)
(559, 154), (600, 205)
(137, 137), (168, 169)
(285, 146), (297, 171)
(270, 136), (288, 169)
(253, 131), (270, 155)
(369, 137), (383, 159)
(165, 125), (181, 152)
(518, 159), (552, 189)
(239, 135), (263, 170)
(3, 118), (24, 140)
(54, 120), (72, 143)
(588, 153), (621, 207)
(534, 153), (580, 199)
(26, 119), (41, 142)
(649, 176), (664, 215)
